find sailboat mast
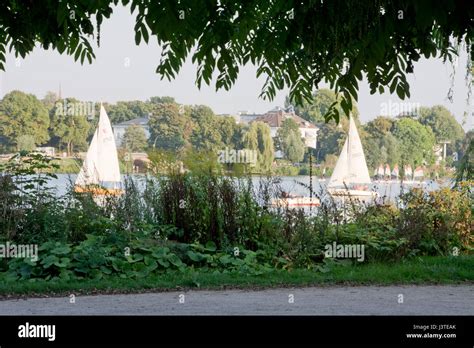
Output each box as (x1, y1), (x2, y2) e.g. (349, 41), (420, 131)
(346, 114), (352, 184)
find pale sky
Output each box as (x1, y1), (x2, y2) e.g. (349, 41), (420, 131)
(0, 5), (472, 130)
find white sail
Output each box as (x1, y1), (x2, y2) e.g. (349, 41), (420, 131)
(384, 164), (391, 177)
(328, 116), (372, 187)
(75, 131), (99, 186)
(391, 165), (399, 178)
(404, 165), (413, 179)
(328, 138), (349, 187)
(75, 105), (121, 188)
(413, 167), (424, 179)
(377, 165), (384, 176)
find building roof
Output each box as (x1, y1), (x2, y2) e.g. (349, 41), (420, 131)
(253, 110), (318, 129)
(114, 117), (149, 126)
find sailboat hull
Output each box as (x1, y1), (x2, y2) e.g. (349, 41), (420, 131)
(270, 196), (320, 207)
(328, 188), (378, 198)
(74, 185), (123, 196)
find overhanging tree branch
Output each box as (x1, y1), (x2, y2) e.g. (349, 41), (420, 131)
(0, 0), (472, 122)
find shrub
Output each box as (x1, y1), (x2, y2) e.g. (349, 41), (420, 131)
(397, 185), (473, 255)
(273, 165), (299, 176)
(0, 152), (65, 244)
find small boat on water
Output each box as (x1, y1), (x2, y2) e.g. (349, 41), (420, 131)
(327, 115), (377, 199)
(391, 164), (399, 180)
(74, 105), (123, 196)
(270, 193), (320, 207)
(413, 166), (425, 181)
(404, 165), (413, 181)
(384, 164), (391, 179)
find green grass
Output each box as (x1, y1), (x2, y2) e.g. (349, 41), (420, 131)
(1, 256), (473, 298)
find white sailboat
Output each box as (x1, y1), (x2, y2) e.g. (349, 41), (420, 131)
(74, 104), (123, 195)
(377, 164), (384, 179)
(327, 116), (377, 198)
(270, 194), (320, 208)
(413, 166), (424, 181)
(384, 164), (391, 179)
(404, 165), (413, 181)
(391, 164), (399, 180)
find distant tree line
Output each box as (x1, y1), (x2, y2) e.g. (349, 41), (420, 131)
(0, 91), (276, 172)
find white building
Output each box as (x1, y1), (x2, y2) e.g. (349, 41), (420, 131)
(112, 117), (151, 147)
(239, 112), (263, 124)
(35, 147), (56, 157)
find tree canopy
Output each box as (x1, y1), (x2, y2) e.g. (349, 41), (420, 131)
(392, 117), (436, 167)
(189, 105), (222, 152)
(1, 1), (472, 123)
(48, 97), (91, 155)
(418, 105), (465, 154)
(242, 122), (274, 171)
(286, 89), (359, 123)
(0, 91), (50, 151)
(148, 103), (189, 151)
(276, 118), (305, 162)
(122, 124), (148, 152)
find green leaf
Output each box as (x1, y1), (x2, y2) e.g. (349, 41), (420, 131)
(125, 253), (144, 263)
(100, 265), (112, 275)
(157, 259), (170, 268)
(396, 85), (405, 99)
(187, 250), (203, 262)
(41, 255), (58, 269)
(135, 30), (142, 45)
(51, 244), (71, 255)
(219, 255), (232, 265)
(167, 254), (185, 268)
(80, 49), (86, 64)
(144, 255), (155, 266)
(204, 241), (216, 252)
(141, 24), (149, 44)
(53, 257), (71, 268)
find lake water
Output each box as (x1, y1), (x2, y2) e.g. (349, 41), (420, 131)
(43, 174), (446, 202)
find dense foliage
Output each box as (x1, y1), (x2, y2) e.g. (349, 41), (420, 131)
(0, 1), (472, 122)
(276, 118), (305, 163)
(289, 90), (467, 173)
(0, 91), (50, 151)
(122, 124), (148, 152)
(0, 153), (472, 281)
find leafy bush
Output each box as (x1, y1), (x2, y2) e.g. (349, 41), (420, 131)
(152, 173), (281, 249)
(397, 185), (473, 255)
(0, 152), (66, 244)
(1, 236), (273, 281)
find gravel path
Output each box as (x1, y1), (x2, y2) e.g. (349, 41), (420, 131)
(1, 285), (472, 315)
